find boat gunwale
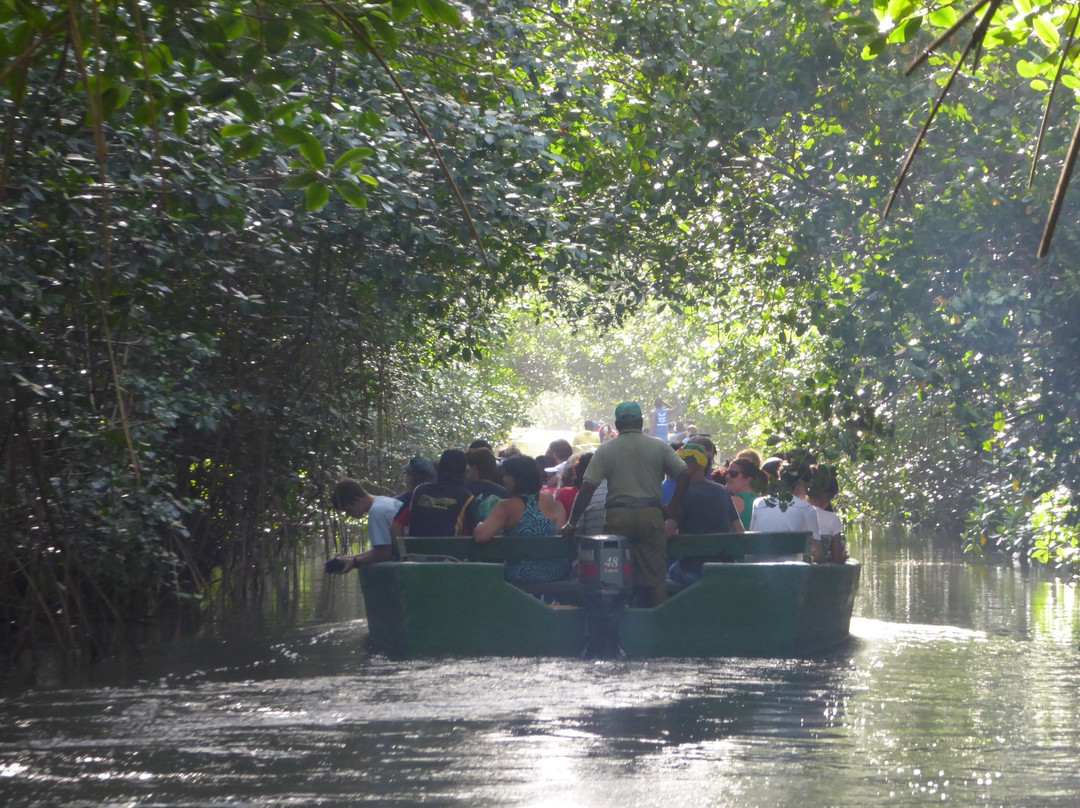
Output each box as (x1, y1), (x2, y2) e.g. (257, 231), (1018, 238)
(399, 531), (815, 563)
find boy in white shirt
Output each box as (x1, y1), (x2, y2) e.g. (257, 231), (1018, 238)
(325, 478), (404, 573)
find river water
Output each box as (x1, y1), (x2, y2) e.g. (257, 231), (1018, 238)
(1, 527), (1078, 807)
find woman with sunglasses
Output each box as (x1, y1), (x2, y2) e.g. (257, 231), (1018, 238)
(724, 457), (763, 530)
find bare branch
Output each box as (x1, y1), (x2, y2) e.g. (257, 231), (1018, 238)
(885, 0), (1002, 220)
(1029, 2), (1080, 188)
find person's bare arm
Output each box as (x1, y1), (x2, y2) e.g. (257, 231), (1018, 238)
(355, 544), (393, 566)
(474, 499), (512, 543)
(664, 469), (691, 521)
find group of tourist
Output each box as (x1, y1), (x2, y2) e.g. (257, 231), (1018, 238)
(326, 400), (846, 606)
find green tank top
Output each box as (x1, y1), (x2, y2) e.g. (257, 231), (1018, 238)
(736, 492), (756, 530)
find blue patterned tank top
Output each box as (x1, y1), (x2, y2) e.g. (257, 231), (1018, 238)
(506, 494), (556, 537)
(504, 494), (571, 583)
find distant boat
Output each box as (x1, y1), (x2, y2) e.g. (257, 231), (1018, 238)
(358, 532), (860, 658)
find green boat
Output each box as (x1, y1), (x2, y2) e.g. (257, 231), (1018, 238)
(358, 532), (860, 659)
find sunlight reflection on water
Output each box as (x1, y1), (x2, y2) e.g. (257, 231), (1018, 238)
(850, 616), (987, 643)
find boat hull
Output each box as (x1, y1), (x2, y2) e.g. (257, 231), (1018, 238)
(359, 549), (859, 659)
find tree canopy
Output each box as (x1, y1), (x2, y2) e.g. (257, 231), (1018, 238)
(2, 0), (1078, 660)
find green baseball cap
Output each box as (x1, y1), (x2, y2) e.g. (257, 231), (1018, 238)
(614, 401), (643, 422)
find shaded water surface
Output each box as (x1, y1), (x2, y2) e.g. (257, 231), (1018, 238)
(1, 528), (1078, 806)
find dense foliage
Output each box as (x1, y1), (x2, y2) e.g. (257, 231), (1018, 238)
(2, 0), (1078, 661)
(0, 0), (544, 659)
(832, 0), (1080, 564)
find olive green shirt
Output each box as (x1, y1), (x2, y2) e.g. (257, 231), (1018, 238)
(582, 428), (687, 507)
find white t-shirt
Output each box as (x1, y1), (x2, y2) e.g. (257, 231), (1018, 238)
(749, 496), (821, 540)
(816, 506), (842, 538)
(368, 496), (404, 547)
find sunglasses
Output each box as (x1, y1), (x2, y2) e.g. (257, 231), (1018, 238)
(726, 470), (740, 479)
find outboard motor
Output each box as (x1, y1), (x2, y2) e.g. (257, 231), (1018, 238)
(578, 535), (632, 659)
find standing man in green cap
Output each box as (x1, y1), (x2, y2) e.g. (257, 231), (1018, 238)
(562, 401), (691, 606)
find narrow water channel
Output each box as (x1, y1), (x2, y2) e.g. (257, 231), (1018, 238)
(1, 527), (1078, 807)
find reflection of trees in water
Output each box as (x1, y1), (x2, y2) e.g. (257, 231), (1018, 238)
(855, 524), (1080, 638)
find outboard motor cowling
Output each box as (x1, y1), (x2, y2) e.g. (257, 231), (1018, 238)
(578, 535), (631, 659)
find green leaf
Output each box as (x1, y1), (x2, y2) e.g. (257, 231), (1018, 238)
(266, 101), (302, 122)
(417, 0), (461, 27)
(198, 77), (239, 105)
(391, 0), (417, 23)
(368, 13), (398, 47)
(1033, 14), (1060, 50)
(887, 0), (916, 23)
(283, 170), (321, 191)
(305, 181), (331, 211)
(837, 13), (879, 37)
(14, 0), (49, 30)
(299, 136), (327, 169)
(224, 13), (247, 40)
(142, 44), (170, 76)
(102, 83), (132, 113)
(889, 15), (921, 43)
(264, 18), (292, 53)
(1016, 59), (1043, 79)
(927, 6), (958, 27)
(241, 42), (266, 73)
(173, 106), (189, 137)
(256, 68), (297, 88)
(202, 19), (228, 45)
(332, 146), (376, 170)
(272, 124), (308, 147)
(132, 101), (158, 126)
(334, 180), (369, 208)
(234, 133), (265, 159)
(233, 89), (263, 122)
(294, 8), (345, 47)
(862, 36), (886, 60)
(5, 64), (26, 104)
(220, 123), (252, 138)
(82, 73), (106, 97)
